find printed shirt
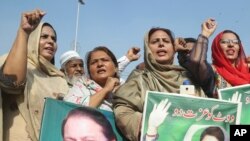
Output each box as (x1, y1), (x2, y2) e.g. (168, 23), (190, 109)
(64, 75), (114, 111)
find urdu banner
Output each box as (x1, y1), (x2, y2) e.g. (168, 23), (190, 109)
(141, 91), (241, 141)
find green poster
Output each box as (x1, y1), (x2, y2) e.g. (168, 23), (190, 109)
(218, 84), (250, 124)
(141, 91), (241, 141)
(39, 98), (126, 141)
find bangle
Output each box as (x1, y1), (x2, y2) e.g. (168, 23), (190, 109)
(196, 41), (208, 44)
(146, 133), (158, 137)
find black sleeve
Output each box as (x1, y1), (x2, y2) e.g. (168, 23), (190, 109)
(178, 34), (215, 98)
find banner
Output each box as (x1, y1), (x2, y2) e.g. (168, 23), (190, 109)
(140, 91), (241, 141)
(218, 84), (250, 124)
(39, 98), (126, 141)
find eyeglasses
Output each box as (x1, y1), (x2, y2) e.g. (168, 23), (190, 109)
(220, 39), (239, 45)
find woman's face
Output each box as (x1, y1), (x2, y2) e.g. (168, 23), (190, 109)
(89, 50), (117, 86)
(219, 33), (240, 64)
(148, 30), (175, 65)
(39, 26), (57, 62)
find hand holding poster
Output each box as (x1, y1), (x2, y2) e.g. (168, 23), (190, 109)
(141, 91), (241, 141)
(218, 84), (250, 124)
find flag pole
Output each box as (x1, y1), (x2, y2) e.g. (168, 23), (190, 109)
(74, 0), (84, 51)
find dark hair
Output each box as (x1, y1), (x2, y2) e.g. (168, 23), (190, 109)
(42, 22), (57, 64)
(42, 22), (57, 41)
(184, 38), (197, 43)
(223, 30), (241, 43)
(86, 46), (119, 79)
(148, 27), (175, 45)
(61, 107), (117, 140)
(200, 126), (224, 141)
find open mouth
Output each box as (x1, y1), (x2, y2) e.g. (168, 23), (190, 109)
(157, 49), (167, 56)
(44, 47), (54, 54)
(226, 49), (235, 55)
(97, 69), (106, 74)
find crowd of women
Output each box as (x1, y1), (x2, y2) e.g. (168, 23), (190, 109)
(0, 9), (250, 141)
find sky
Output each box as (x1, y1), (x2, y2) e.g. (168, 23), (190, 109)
(1, 0), (250, 79)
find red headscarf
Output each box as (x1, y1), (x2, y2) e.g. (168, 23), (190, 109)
(212, 30), (250, 86)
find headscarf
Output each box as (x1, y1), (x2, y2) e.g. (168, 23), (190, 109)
(143, 28), (189, 93)
(27, 22), (64, 76)
(0, 55), (5, 141)
(113, 28), (205, 141)
(18, 22), (68, 140)
(212, 30), (250, 86)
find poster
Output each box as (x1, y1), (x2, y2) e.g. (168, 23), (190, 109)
(141, 91), (241, 141)
(39, 98), (126, 141)
(218, 84), (250, 124)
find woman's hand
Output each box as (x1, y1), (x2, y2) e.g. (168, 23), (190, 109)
(20, 9), (45, 34)
(103, 77), (120, 93)
(174, 38), (190, 52)
(126, 47), (141, 62)
(201, 18), (217, 38)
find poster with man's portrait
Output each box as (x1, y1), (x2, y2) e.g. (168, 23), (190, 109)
(39, 98), (126, 141)
(141, 91), (241, 141)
